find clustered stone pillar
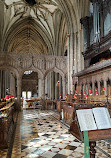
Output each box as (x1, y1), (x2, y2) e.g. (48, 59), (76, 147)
(92, 82), (95, 95)
(55, 73), (57, 100)
(83, 84), (85, 94)
(10, 72), (16, 96)
(0, 70), (11, 98)
(48, 74), (50, 98)
(52, 72), (55, 100)
(50, 73), (52, 99)
(41, 78), (45, 109)
(2, 71), (5, 97)
(44, 72), (66, 100)
(17, 75), (22, 111)
(67, 34), (73, 94)
(45, 76), (48, 97)
(104, 80), (107, 96)
(98, 81), (100, 95)
(62, 77), (66, 99)
(38, 78), (42, 97)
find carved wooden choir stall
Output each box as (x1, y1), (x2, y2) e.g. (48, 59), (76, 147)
(0, 102), (15, 148)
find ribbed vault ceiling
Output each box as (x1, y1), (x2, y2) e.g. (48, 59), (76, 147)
(1, 0), (90, 55)
(2, 0), (59, 55)
(4, 18), (51, 54)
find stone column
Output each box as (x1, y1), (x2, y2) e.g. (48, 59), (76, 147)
(48, 74), (50, 98)
(81, 28), (84, 71)
(53, 72), (55, 100)
(45, 76), (48, 96)
(57, 73), (59, 99)
(87, 83), (90, 95)
(77, 31), (82, 72)
(10, 73), (16, 96)
(41, 78), (45, 109)
(38, 78), (42, 97)
(92, 82), (95, 95)
(62, 76), (66, 99)
(74, 33), (77, 74)
(17, 74), (22, 110)
(2, 70), (5, 98)
(98, 81), (101, 95)
(55, 73), (57, 100)
(51, 72), (54, 100)
(83, 84), (85, 94)
(59, 74), (62, 96)
(5, 71), (7, 95)
(1, 70), (3, 98)
(67, 33), (73, 94)
(41, 78), (45, 100)
(104, 80), (107, 96)
(50, 73), (52, 99)
(4, 71), (7, 96)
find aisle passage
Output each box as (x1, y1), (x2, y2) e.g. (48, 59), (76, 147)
(11, 110), (110, 158)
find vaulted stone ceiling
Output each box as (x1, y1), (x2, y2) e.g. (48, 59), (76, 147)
(1, 0), (67, 55)
(0, 0), (90, 55)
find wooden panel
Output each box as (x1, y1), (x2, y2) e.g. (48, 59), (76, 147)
(45, 100), (54, 110)
(88, 129), (111, 141)
(63, 105), (74, 121)
(69, 120), (83, 141)
(57, 101), (61, 112)
(0, 102), (15, 149)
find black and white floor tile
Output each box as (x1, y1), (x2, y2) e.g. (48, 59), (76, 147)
(1, 109), (111, 158)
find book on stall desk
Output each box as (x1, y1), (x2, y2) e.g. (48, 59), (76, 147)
(76, 107), (111, 131)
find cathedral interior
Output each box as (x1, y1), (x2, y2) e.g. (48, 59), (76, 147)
(0, 0), (111, 158)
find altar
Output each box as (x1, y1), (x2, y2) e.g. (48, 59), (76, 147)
(24, 98), (42, 110)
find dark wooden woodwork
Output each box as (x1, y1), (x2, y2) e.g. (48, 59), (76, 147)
(66, 94), (73, 102)
(0, 102), (15, 149)
(88, 129), (111, 141)
(57, 100), (75, 125)
(83, 30), (111, 60)
(0, 102), (6, 109)
(57, 100), (62, 112)
(70, 122), (109, 141)
(62, 105), (74, 125)
(45, 99), (54, 110)
(70, 120), (82, 140)
(89, 141), (96, 158)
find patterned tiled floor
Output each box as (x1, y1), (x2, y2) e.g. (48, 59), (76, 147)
(0, 109), (111, 158)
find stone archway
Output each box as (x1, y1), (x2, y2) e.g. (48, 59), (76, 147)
(44, 67), (66, 99)
(0, 66), (18, 96)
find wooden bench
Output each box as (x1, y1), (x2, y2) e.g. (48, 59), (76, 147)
(45, 99), (54, 110)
